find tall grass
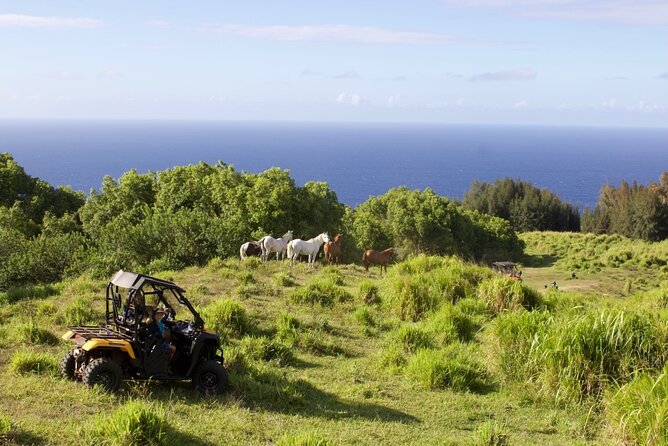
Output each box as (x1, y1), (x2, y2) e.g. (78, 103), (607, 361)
(201, 298), (251, 340)
(277, 432), (331, 446)
(290, 278), (352, 306)
(9, 350), (58, 375)
(497, 308), (668, 402)
(477, 277), (541, 314)
(358, 280), (380, 305)
(0, 283), (60, 304)
(14, 319), (60, 345)
(606, 366), (668, 445)
(405, 344), (490, 392)
(88, 400), (167, 446)
(59, 295), (101, 326)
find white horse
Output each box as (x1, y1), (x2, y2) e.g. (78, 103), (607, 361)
(259, 230), (293, 261)
(287, 233), (330, 268)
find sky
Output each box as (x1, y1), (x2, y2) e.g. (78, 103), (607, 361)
(0, 0), (667, 126)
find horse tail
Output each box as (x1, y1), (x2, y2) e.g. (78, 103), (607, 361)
(287, 241), (294, 259)
(240, 244), (246, 260)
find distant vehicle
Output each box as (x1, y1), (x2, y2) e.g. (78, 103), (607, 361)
(492, 261), (522, 281)
(60, 270), (229, 394)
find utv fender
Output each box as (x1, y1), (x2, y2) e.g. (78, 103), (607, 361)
(186, 333), (222, 377)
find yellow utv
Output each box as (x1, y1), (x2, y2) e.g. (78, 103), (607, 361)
(61, 270), (228, 394)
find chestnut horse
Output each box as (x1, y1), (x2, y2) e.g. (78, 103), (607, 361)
(323, 234), (343, 265)
(362, 247), (395, 274)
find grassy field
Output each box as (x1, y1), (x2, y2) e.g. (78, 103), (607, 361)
(1, 233), (667, 445)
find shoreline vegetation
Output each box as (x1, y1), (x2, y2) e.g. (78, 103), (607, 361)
(1, 152), (668, 445)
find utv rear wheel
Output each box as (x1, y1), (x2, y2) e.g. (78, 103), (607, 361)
(60, 349), (77, 380)
(82, 358), (122, 392)
(193, 361), (229, 395)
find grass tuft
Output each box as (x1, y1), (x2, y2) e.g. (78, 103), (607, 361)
(290, 278), (352, 307)
(405, 344), (490, 392)
(15, 319), (60, 345)
(358, 280), (380, 305)
(201, 298), (251, 340)
(277, 432), (331, 446)
(9, 350), (58, 375)
(88, 400), (167, 446)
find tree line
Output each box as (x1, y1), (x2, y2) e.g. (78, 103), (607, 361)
(0, 153), (523, 290)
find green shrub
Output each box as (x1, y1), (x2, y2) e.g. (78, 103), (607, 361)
(207, 256), (225, 270)
(60, 296), (100, 325)
(607, 367), (668, 445)
(427, 305), (478, 343)
(358, 280), (380, 305)
(89, 400), (167, 446)
(405, 345), (489, 392)
(9, 350), (58, 375)
(274, 273), (296, 287)
(290, 279), (352, 307)
(477, 277), (541, 314)
(15, 319), (60, 345)
(235, 283), (261, 299)
(240, 336), (293, 366)
(380, 343), (408, 371)
(189, 284), (211, 296)
(276, 312), (301, 336)
(202, 299), (250, 339)
(277, 432), (331, 446)
(320, 266), (345, 285)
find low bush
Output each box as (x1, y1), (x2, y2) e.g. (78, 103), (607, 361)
(88, 400), (167, 446)
(358, 280), (380, 305)
(277, 432), (331, 446)
(237, 271), (256, 285)
(293, 330), (343, 356)
(319, 266), (345, 285)
(405, 344), (489, 392)
(290, 279), (352, 307)
(202, 299), (251, 340)
(36, 301), (58, 317)
(241, 257), (262, 270)
(234, 283), (261, 299)
(395, 325), (434, 354)
(477, 277), (541, 314)
(9, 350), (58, 375)
(606, 367), (668, 445)
(388, 275), (439, 322)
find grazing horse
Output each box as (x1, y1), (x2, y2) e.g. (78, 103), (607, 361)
(362, 247), (395, 274)
(259, 230), (293, 261)
(324, 234), (343, 265)
(239, 241), (262, 260)
(287, 233), (330, 268)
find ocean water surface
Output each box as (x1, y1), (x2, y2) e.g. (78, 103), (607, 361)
(1, 120), (667, 208)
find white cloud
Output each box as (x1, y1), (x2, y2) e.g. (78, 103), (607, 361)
(627, 101), (667, 112)
(336, 92), (365, 106)
(386, 95), (400, 108)
(514, 99), (529, 109)
(0, 14), (104, 29)
(470, 68), (536, 82)
(300, 69), (323, 76)
(206, 24), (472, 45)
(442, 0), (668, 26)
(601, 98), (616, 108)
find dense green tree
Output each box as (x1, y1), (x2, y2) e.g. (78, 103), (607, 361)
(463, 178), (580, 232)
(582, 174), (668, 241)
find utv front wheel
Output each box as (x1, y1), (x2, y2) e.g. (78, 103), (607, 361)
(60, 349), (77, 380)
(193, 361), (229, 395)
(82, 358), (122, 392)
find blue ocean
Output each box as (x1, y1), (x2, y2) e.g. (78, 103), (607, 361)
(1, 120), (667, 208)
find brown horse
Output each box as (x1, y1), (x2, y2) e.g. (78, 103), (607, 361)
(362, 247), (394, 274)
(324, 234), (343, 265)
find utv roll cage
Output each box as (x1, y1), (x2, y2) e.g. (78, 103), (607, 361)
(106, 270), (204, 335)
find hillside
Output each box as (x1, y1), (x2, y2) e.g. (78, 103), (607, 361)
(2, 236), (668, 445)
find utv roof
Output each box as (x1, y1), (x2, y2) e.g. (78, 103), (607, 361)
(109, 270), (185, 292)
